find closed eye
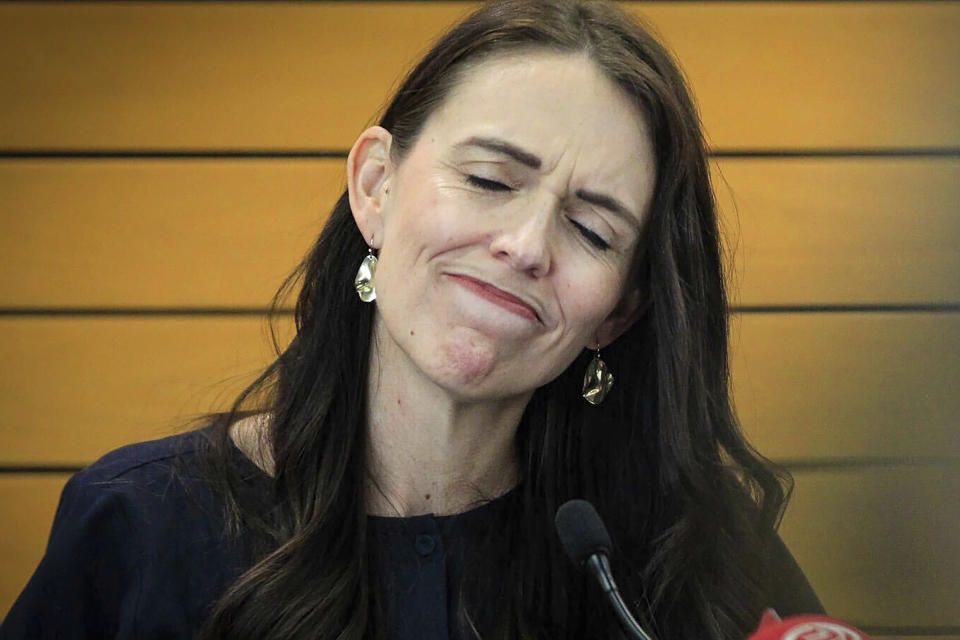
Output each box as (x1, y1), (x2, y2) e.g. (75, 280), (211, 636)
(466, 175), (513, 192)
(569, 219), (610, 250)
(466, 173), (610, 250)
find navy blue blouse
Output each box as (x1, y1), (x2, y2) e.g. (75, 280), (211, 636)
(2, 432), (822, 639)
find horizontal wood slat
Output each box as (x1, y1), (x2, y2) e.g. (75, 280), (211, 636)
(783, 466), (960, 627)
(0, 2), (957, 150)
(716, 157), (960, 306)
(2, 157), (957, 308)
(4, 468), (958, 626)
(732, 312), (960, 461)
(0, 313), (957, 465)
(0, 159), (340, 308)
(0, 317), (289, 465)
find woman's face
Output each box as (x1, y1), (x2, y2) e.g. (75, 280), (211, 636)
(350, 51), (656, 401)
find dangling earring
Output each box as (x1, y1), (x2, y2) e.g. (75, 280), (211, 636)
(582, 345), (614, 405)
(354, 247), (378, 302)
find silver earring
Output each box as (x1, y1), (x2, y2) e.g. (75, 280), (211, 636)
(582, 345), (614, 405)
(354, 247), (378, 302)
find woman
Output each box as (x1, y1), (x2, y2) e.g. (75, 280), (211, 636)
(2, 1), (823, 638)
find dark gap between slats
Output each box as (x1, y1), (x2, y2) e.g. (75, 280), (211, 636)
(2, 148), (960, 160)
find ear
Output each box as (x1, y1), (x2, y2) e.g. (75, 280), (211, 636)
(593, 287), (647, 349)
(347, 126), (394, 249)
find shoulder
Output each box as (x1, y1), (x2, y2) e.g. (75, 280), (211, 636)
(47, 431), (235, 600)
(61, 429), (221, 509)
(53, 430), (222, 549)
(72, 429), (206, 486)
(2, 432), (245, 636)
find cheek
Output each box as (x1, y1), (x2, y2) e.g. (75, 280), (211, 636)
(387, 172), (464, 239)
(379, 203), (440, 271)
(557, 268), (623, 331)
(389, 199), (487, 261)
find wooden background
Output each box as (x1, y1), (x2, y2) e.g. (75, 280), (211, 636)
(1, 2), (958, 636)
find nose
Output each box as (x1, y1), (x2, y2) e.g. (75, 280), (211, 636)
(488, 201), (554, 278)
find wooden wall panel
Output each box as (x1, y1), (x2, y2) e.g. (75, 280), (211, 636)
(649, 2), (960, 150)
(732, 312), (960, 461)
(716, 157), (960, 306)
(782, 466), (960, 627)
(1, 313), (956, 465)
(0, 159), (340, 308)
(1, 2), (957, 150)
(3, 158), (957, 308)
(0, 317), (289, 466)
(4, 468), (959, 628)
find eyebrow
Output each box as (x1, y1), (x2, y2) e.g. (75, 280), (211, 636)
(575, 188), (641, 231)
(456, 136), (541, 169)
(455, 136), (641, 229)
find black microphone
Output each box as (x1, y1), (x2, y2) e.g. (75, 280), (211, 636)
(555, 499), (653, 640)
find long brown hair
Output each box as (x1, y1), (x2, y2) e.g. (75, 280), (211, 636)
(194, 1), (789, 638)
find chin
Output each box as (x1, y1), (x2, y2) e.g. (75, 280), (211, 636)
(435, 338), (498, 387)
(429, 351), (555, 406)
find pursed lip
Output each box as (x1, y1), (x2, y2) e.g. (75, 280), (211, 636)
(445, 273), (542, 323)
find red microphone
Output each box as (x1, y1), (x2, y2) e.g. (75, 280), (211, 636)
(746, 609), (873, 640)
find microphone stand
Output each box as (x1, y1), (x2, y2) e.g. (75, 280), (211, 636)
(584, 553), (653, 640)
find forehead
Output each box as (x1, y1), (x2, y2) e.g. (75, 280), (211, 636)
(422, 51), (654, 186)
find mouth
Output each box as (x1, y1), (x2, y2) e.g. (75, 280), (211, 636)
(446, 274), (541, 323)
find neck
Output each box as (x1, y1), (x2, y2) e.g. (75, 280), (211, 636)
(365, 319), (526, 517)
